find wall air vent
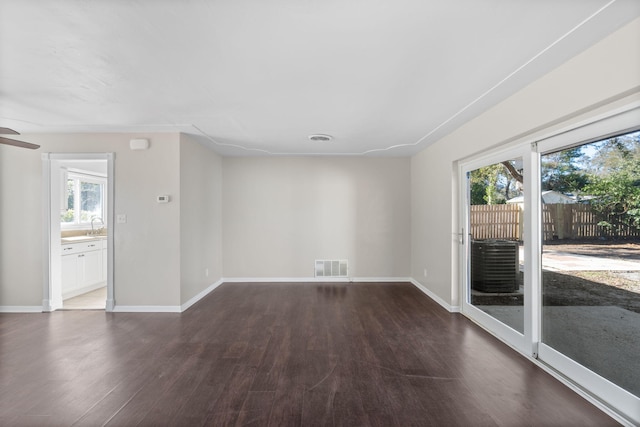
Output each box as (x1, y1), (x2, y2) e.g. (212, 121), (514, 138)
(315, 259), (348, 277)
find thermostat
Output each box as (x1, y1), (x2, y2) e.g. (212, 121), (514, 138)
(157, 195), (170, 203)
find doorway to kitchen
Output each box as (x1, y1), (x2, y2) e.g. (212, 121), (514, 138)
(42, 153), (115, 312)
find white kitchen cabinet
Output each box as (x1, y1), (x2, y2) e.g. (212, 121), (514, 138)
(61, 239), (106, 299)
(81, 249), (102, 286)
(61, 251), (78, 292)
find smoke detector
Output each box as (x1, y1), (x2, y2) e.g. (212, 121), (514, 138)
(308, 134), (333, 142)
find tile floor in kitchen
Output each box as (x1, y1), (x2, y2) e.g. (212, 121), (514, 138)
(62, 286), (106, 310)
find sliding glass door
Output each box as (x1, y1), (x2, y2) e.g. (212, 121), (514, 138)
(537, 129), (640, 423)
(461, 147), (534, 355)
(460, 112), (640, 424)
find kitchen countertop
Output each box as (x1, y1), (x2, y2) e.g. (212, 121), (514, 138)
(61, 235), (108, 244)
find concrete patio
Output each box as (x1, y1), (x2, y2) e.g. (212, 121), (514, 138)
(477, 244), (640, 397)
(518, 246), (640, 272)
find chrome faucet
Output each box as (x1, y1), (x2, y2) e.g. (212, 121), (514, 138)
(90, 216), (105, 235)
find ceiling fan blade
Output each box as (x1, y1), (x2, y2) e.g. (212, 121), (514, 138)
(0, 127), (20, 135)
(0, 136), (41, 149)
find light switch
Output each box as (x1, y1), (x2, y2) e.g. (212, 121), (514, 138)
(117, 214), (127, 224)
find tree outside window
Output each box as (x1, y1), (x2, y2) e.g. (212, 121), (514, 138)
(470, 129), (640, 237)
(61, 173), (105, 226)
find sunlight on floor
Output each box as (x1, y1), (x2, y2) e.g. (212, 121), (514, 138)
(63, 287), (106, 310)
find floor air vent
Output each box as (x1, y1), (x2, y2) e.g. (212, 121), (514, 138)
(315, 260), (348, 278)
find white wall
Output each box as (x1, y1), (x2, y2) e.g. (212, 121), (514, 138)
(411, 17), (640, 308)
(0, 144), (45, 307)
(0, 133), (182, 308)
(222, 157), (411, 278)
(179, 134), (223, 304)
(3, 18), (638, 310)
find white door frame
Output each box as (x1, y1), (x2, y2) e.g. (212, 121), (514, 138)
(458, 144), (537, 357)
(42, 152), (115, 312)
(533, 106), (640, 425)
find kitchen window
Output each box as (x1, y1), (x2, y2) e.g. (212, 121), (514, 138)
(61, 171), (106, 228)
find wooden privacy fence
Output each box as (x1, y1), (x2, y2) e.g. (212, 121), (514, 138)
(542, 204), (640, 240)
(470, 203), (640, 241)
(470, 204), (521, 240)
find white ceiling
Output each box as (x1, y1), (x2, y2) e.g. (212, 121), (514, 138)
(1, 1), (639, 156)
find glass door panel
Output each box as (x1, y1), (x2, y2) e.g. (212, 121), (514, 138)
(468, 156), (525, 334)
(540, 130), (640, 397)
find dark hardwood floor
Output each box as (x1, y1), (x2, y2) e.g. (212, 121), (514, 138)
(0, 282), (618, 426)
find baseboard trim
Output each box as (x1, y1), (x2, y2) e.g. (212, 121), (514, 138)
(221, 277), (413, 283)
(110, 279), (225, 313)
(112, 306), (181, 313)
(222, 277), (348, 283)
(0, 306), (43, 313)
(70, 278), (455, 315)
(42, 298), (63, 312)
(352, 277), (413, 283)
(410, 279), (460, 313)
(180, 279), (224, 312)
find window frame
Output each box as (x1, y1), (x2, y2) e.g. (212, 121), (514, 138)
(533, 110), (640, 425)
(60, 169), (108, 230)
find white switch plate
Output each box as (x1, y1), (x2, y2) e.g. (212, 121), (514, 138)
(117, 214), (127, 224)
